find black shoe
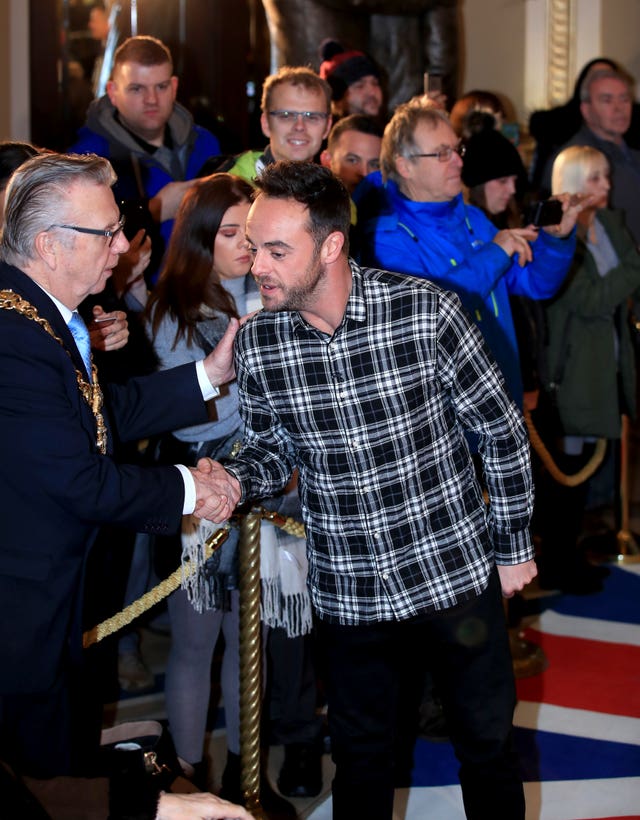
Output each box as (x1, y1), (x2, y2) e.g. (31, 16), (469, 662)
(179, 757), (209, 791)
(219, 752), (243, 805)
(277, 743), (323, 798)
(417, 692), (449, 742)
(220, 751), (297, 819)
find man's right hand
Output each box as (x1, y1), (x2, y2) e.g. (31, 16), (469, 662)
(190, 458), (241, 522)
(492, 227), (539, 267)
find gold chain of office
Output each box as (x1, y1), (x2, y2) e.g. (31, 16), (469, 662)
(0, 289), (107, 454)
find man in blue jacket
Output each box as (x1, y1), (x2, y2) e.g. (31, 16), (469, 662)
(0, 153), (239, 779)
(69, 35), (220, 282)
(358, 101), (584, 408)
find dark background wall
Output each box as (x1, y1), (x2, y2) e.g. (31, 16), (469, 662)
(30, 0), (271, 153)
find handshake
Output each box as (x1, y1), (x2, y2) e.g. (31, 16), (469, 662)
(190, 458), (242, 522)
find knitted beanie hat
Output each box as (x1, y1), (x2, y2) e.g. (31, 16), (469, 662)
(462, 126), (526, 188)
(319, 39), (380, 101)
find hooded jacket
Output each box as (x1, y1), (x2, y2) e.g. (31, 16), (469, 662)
(69, 96), (220, 275)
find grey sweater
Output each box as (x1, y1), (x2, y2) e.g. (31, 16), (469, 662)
(147, 276), (251, 443)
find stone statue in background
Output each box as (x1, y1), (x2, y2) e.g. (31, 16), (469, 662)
(261, 0), (459, 112)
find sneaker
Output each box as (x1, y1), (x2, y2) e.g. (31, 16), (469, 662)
(118, 651), (155, 692)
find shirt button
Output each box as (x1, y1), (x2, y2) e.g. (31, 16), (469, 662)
(382, 572), (389, 580)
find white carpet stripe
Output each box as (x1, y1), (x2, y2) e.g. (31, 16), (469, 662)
(527, 610), (640, 646)
(307, 778), (640, 819)
(515, 700), (640, 746)
(524, 776), (640, 820)
(619, 563), (640, 576)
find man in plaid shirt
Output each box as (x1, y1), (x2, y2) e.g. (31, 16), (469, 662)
(206, 161), (536, 820)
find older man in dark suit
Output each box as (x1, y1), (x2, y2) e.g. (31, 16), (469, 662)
(0, 152), (240, 778)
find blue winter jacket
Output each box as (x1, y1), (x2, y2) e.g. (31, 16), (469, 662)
(358, 175), (576, 406)
(69, 96), (220, 279)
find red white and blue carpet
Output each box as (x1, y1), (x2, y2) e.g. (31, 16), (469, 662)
(307, 564), (640, 820)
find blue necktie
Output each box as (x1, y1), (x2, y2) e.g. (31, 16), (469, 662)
(68, 311), (92, 381)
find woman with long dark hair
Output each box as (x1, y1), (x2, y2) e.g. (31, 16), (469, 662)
(146, 173), (256, 789)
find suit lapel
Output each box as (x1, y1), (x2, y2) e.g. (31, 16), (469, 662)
(0, 262), (90, 378)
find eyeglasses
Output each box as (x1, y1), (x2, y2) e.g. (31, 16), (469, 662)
(268, 110), (329, 124)
(50, 215), (126, 247)
(408, 144), (466, 162)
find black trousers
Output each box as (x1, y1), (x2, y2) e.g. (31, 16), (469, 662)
(316, 570), (525, 820)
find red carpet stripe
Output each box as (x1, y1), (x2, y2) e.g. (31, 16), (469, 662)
(517, 629), (640, 718)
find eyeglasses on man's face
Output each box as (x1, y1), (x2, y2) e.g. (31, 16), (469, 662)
(49, 215), (126, 247)
(408, 144), (466, 163)
(268, 110), (329, 125)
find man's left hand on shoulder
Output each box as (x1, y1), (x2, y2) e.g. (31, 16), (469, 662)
(202, 318), (240, 391)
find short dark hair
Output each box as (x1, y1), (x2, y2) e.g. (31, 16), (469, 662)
(0, 141), (40, 190)
(254, 161), (351, 252)
(113, 35), (173, 74)
(327, 114), (383, 152)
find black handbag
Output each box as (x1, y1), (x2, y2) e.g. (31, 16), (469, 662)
(99, 720), (191, 820)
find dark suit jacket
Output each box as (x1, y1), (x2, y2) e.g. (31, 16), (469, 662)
(0, 261), (209, 696)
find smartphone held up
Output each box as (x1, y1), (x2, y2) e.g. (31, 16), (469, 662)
(522, 199), (563, 228)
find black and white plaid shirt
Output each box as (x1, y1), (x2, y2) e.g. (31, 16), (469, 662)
(228, 261), (534, 625)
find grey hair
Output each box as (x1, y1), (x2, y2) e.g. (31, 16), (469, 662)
(380, 98), (451, 184)
(579, 68), (631, 102)
(1, 152), (116, 265)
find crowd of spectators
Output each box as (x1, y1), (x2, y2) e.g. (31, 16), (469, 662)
(1, 25), (639, 820)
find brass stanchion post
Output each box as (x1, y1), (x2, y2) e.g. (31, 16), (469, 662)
(613, 415), (640, 562)
(239, 510), (268, 819)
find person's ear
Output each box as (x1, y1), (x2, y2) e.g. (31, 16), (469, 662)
(580, 100), (590, 122)
(319, 149), (332, 169)
(34, 230), (58, 270)
(321, 115), (333, 141)
(395, 154), (413, 181)
(106, 80), (117, 106)
(321, 230), (345, 264)
(260, 111), (271, 139)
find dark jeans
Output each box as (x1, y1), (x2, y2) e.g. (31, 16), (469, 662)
(316, 570), (524, 820)
(265, 627), (323, 747)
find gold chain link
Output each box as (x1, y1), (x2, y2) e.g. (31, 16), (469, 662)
(0, 289), (107, 454)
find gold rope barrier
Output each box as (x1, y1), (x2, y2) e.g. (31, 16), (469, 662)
(238, 510), (268, 819)
(83, 526), (231, 648)
(82, 509), (307, 649)
(524, 407), (607, 487)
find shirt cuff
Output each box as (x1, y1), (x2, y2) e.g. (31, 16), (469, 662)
(196, 359), (221, 400)
(176, 463), (196, 514)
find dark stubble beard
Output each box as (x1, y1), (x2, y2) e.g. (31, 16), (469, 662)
(264, 247), (327, 313)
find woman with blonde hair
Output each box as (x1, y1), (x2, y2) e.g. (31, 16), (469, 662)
(536, 145), (640, 593)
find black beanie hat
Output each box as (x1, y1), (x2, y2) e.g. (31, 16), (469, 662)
(319, 39), (380, 101)
(462, 127), (526, 188)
